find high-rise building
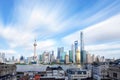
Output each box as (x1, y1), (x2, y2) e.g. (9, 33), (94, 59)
(80, 31), (86, 64)
(76, 49), (81, 64)
(50, 51), (55, 63)
(57, 48), (61, 59)
(74, 41), (78, 52)
(65, 54), (69, 64)
(74, 41), (78, 63)
(86, 53), (92, 63)
(60, 52), (66, 62)
(0, 52), (5, 63)
(69, 50), (73, 63)
(20, 56), (24, 63)
(83, 50), (87, 64)
(12, 56), (15, 61)
(100, 56), (105, 62)
(71, 44), (75, 63)
(43, 51), (50, 64)
(39, 54), (42, 62)
(92, 54), (95, 62)
(57, 47), (64, 62)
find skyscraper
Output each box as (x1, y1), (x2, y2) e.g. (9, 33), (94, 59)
(57, 48), (61, 59)
(80, 31), (86, 64)
(74, 40), (78, 62)
(0, 52), (5, 63)
(76, 49), (81, 64)
(69, 50), (73, 63)
(65, 54), (69, 64)
(86, 53), (92, 63)
(57, 47), (64, 62)
(50, 51), (55, 63)
(60, 52), (66, 62)
(71, 44), (75, 63)
(12, 56), (14, 61)
(74, 40), (78, 52)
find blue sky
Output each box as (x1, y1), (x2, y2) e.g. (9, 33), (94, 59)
(0, 0), (120, 59)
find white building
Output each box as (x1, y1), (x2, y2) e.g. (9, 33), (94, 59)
(66, 68), (91, 80)
(92, 62), (109, 80)
(0, 52), (5, 63)
(43, 52), (50, 64)
(86, 53), (92, 64)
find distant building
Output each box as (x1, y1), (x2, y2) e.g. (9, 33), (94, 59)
(74, 41), (78, 63)
(100, 56), (105, 62)
(69, 50), (73, 63)
(82, 50), (87, 64)
(65, 54), (69, 64)
(39, 54), (42, 62)
(86, 53), (92, 64)
(74, 41), (78, 52)
(76, 49), (81, 64)
(71, 44), (75, 63)
(91, 54), (95, 63)
(57, 47), (64, 61)
(60, 52), (66, 63)
(20, 56), (25, 63)
(50, 51), (55, 63)
(12, 56), (15, 61)
(43, 51), (50, 64)
(80, 32), (86, 65)
(0, 52), (5, 63)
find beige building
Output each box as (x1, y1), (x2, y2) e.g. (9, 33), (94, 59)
(65, 54), (69, 64)
(76, 50), (81, 64)
(86, 53), (92, 64)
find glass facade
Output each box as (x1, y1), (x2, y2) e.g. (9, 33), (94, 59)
(81, 50), (87, 64)
(69, 50), (73, 62)
(60, 52), (66, 62)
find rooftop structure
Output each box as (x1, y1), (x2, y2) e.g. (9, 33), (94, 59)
(66, 68), (91, 80)
(0, 63), (16, 80)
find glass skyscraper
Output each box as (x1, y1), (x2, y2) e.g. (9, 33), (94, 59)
(80, 32), (86, 64)
(74, 40), (78, 52)
(57, 47), (64, 62)
(69, 50), (73, 63)
(74, 40), (78, 63)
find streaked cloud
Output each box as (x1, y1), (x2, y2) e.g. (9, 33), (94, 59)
(0, 0), (120, 59)
(62, 14), (120, 58)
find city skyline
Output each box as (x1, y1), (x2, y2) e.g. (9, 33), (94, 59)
(0, 0), (120, 59)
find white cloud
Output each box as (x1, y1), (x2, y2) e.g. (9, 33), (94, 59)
(86, 42), (120, 51)
(61, 14), (120, 58)
(0, 25), (35, 48)
(62, 14), (120, 45)
(84, 14), (120, 44)
(25, 39), (56, 51)
(0, 49), (16, 54)
(0, 0), (120, 59)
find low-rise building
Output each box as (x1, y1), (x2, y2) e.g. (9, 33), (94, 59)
(45, 66), (65, 80)
(0, 63), (16, 80)
(92, 62), (110, 80)
(66, 68), (91, 80)
(108, 59), (120, 80)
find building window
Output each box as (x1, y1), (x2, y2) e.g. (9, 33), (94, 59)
(113, 73), (117, 78)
